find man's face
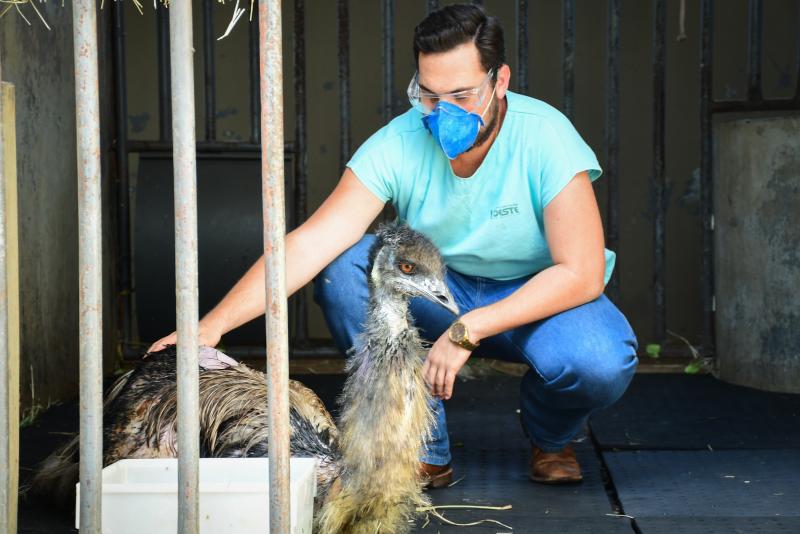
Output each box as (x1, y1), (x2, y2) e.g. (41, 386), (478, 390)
(417, 42), (505, 151)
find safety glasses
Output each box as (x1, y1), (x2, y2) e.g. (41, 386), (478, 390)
(407, 69), (495, 115)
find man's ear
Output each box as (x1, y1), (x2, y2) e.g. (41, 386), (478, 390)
(496, 64), (512, 99)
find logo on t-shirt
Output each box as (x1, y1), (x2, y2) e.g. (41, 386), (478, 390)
(490, 203), (520, 219)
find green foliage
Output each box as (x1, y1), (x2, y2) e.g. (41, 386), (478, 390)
(645, 343), (661, 359)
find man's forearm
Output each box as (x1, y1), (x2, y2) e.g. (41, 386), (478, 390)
(462, 263), (604, 343)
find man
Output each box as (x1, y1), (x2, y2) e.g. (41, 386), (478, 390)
(150, 4), (638, 487)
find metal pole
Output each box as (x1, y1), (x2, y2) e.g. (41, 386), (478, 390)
(516, 0), (529, 95)
(259, 0), (291, 532)
(203, 0), (217, 141)
(746, 0), (762, 102)
(73, 0), (104, 531)
(157, 3), (172, 141)
(382, 0), (395, 123)
(563, 0), (575, 120)
(0, 53), (12, 534)
(606, 0), (621, 301)
(293, 0), (308, 343)
(700, 0), (715, 353)
(653, 0), (666, 341)
(337, 0), (351, 172)
(169, 1), (201, 531)
(112, 0), (132, 353)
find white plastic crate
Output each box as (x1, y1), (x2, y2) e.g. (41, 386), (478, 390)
(76, 457), (317, 533)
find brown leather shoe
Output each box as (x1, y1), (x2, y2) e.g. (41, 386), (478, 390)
(419, 462), (453, 489)
(529, 445), (583, 484)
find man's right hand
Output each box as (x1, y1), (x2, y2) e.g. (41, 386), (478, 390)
(146, 319), (224, 355)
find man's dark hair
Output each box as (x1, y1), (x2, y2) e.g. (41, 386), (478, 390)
(413, 4), (505, 77)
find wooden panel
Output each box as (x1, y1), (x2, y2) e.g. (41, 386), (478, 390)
(2, 80), (19, 533)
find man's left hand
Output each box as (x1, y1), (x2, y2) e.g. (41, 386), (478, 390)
(422, 332), (472, 400)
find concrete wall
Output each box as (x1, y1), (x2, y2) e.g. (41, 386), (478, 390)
(714, 115), (800, 393)
(0, 3), (116, 411)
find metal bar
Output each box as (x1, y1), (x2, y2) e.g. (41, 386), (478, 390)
(427, 0), (439, 13)
(73, 1), (104, 530)
(382, 0), (395, 123)
(652, 0), (666, 342)
(203, 0), (217, 141)
(250, 15), (260, 144)
(606, 0), (621, 301)
(112, 0), (132, 354)
(517, 0), (529, 95)
(128, 139), (294, 154)
(157, 2), (171, 141)
(700, 0), (714, 353)
(294, 0), (309, 343)
(563, 0), (575, 120)
(169, 0), (201, 530)
(712, 98), (800, 113)
(258, 0), (291, 531)
(746, 0), (763, 101)
(0, 52), (13, 534)
(795, 1), (800, 102)
(338, 0), (351, 171)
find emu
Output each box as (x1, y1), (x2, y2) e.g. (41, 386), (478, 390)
(33, 222), (458, 534)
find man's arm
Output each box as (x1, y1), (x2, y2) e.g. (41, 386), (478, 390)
(148, 168), (385, 352)
(423, 171), (606, 399)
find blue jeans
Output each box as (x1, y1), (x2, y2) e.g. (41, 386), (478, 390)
(313, 235), (639, 465)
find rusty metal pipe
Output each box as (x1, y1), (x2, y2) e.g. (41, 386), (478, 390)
(169, 0), (201, 531)
(72, 0), (104, 530)
(259, 0), (291, 531)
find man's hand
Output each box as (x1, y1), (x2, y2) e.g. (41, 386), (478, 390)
(146, 317), (224, 355)
(422, 331), (473, 400)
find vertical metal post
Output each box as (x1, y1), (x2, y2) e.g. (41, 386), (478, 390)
(250, 18), (261, 144)
(746, 0), (762, 102)
(338, 0), (351, 171)
(157, 3), (172, 141)
(563, 0), (575, 120)
(259, 0), (291, 531)
(203, 0), (217, 141)
(516, 0), (529, 95)
(382, 0), (395, 123)
(294, 0), (309, 342)
(652, 0), (666, 342)
(112, 0), (132, 350)
(169, 1), (200, 531)
(0, 54), (12, 534)
(606, 0), (621, 301)
(73, 0), (104, 531)
(700, 0), (714, 352)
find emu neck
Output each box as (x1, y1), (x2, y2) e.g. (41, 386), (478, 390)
(364, 286), (411, 341)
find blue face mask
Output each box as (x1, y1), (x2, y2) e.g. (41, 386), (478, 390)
(421, 86), (497, 160)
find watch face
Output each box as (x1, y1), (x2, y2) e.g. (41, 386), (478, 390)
(450, 322), (466, 340)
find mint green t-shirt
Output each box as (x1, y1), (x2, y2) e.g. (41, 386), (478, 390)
(347, 90), (615, 283)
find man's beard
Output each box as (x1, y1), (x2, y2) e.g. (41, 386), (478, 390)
(470, 97), (500, 150)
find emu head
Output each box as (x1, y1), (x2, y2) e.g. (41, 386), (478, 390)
(367, 222), (459, 315)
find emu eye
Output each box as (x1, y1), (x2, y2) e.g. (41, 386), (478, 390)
(399, 262), (416, 274)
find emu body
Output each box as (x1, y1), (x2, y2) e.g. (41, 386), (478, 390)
(32, 223), (457, 533)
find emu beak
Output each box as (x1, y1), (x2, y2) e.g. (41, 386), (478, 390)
(413, 278), (459, 315)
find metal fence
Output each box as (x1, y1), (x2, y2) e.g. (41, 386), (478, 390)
(111, 0), (800, 361)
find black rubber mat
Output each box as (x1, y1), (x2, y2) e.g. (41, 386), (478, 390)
(589, 374), (800, 450)
(414, 377), (630, 533)
(604, 450), (800, 519)
(633, 517), (800, 534)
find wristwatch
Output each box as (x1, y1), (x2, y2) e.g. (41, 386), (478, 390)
(448, 320), (480, 351)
